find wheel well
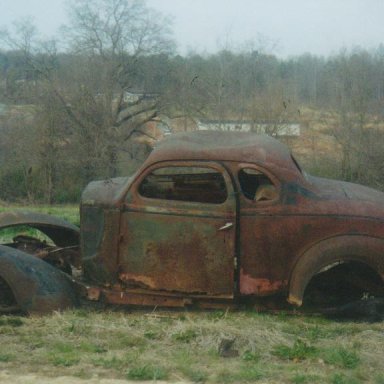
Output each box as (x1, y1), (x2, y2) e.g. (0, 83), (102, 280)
(288, 235), (384, 306)
(302, 261), (384, 308)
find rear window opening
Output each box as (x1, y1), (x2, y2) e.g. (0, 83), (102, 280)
(238, 168), (278, 201)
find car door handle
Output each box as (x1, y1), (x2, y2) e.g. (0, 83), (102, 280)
(218, 222), (234, 231)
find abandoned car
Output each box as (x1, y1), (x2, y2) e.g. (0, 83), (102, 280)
(1, 131), (384, 314)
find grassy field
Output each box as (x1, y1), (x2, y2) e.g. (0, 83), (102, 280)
(0, 309), (384, 383)
(0, 205), (384, 383)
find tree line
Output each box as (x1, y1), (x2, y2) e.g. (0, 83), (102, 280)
(1, 0), (384, 203)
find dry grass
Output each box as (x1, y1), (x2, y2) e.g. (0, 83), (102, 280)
(0, 309), (384, 383)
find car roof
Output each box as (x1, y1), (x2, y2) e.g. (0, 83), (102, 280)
(146, 131), (298, 173)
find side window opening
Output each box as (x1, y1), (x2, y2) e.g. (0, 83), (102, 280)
(238, 168), (278, 202)
(139, 166), (228, 204)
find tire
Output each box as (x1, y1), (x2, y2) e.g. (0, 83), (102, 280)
(0, 276), (20, 314)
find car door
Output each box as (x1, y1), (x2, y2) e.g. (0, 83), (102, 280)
(119, 161), (237, 296)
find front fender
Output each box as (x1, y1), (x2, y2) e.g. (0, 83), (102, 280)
(0, 245), (78, 314)
(288, 235), (384, 306)
(0, 210), (79, 246)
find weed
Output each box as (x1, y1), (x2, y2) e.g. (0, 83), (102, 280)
(71, 309), (91, 318)
(331, 372), (360, 384)
(290, 373), (321, 383)
(273, 339), (317, 361)
(51, 355), (80, 367)
(79, 342), (107, 353)
(6, 317), (24, 327)
(0, 354), (13, 362)
(242, 349), (260, 362)
(0, 317), (23, 327)
(126, 364), (168, 380)
(143, 330), (158, 340)
(323, 347), (360, 369)
(51, 342), (75, 354)
(109, 333), (146, 349)
(216, 365), (264, 383)
(305, 325), (330, 341)
(48, 341), (81, 367)
(184, 369), (208, 383)
(207, 310), (226, 321)
(92, 356), (126, 370)
(291, 374), (306, 384)
(172, 328), (198, 343)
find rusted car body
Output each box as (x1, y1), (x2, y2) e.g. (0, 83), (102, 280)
(1, 131), (384, 313)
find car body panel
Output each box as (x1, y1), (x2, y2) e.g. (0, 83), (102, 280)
(79, 132), (384, 307)
(119, 161), (236, 296)
(0, 211), (79, 246)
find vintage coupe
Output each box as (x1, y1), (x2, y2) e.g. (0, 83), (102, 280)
(1, 131), (384, 314)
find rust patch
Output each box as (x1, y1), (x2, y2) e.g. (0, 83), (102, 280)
(101, 288), (192, 307)
(240, 268), (286, 295)
(119, 272), (156, 289)
(87, 286), (101, 301)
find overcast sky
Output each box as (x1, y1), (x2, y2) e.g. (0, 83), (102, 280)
(1, 0), (384, 57)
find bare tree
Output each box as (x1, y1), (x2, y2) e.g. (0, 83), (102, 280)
(1, 1), (175, 185)
(60, 0), (175, 179)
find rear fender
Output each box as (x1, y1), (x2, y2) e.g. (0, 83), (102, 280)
(0, 245), (79, 314)
(288, 235), (384, 306)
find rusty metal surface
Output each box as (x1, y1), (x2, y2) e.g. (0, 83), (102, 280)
(78, 131), (384, 309)
(0, 211), (79, 247)
(81, 207), (121, 284)
(0, 245), (78, 314)
(82, 176), (134, 207)
(85, 285), (233, 308)
(148, 131), (299, 175)
(119, 160), (236, 295)
(223, 160), (384, 299)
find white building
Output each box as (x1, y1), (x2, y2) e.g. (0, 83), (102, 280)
(197, 120), (300, 137)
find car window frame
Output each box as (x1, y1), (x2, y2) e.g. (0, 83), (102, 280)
(125, 160), (235, 209)
(235, 162), (281, 206)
